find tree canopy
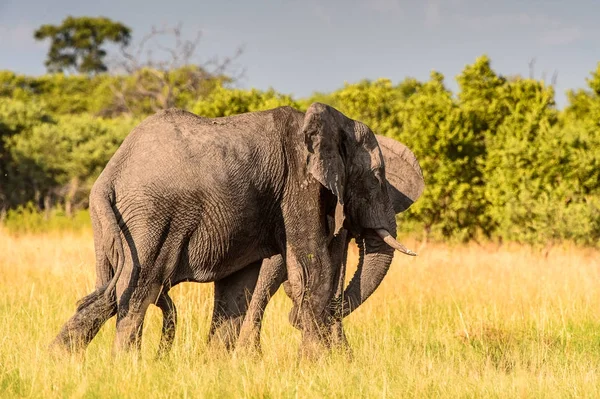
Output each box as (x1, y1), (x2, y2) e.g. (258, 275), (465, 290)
(34, 16), (131, 74)
(4, 27), (600, 246)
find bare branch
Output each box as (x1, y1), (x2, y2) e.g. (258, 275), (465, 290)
(102, 22), (243, 116)
(528, 57), (536, 79)
(551, 70), (559, 86)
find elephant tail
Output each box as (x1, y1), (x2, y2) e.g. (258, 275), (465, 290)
(76, 194), (125, 311)
(77, 190), (125, 312)
(75, 195), (124, 313)
(99, 196), (126, 302)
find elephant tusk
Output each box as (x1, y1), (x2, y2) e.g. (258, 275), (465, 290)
(375, 229), (417, 256)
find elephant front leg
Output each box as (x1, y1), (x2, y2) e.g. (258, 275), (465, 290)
(329, 231), (351, 352)
(284, 244), (336, 359)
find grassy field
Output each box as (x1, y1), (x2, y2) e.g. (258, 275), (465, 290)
(1, 228), (600, 398)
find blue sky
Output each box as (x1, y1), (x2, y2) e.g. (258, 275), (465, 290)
(0, 0), (598, 108)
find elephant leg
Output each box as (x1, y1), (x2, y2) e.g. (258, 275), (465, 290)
(237, 255), (287, 353)
(49, 289), (117, 355)
(114, 278), (163, 354)
(208, 261), (261, 351)
(283, 281), (301, 330)
(282, 231), (350, 351)
(155, 292), (177, 358)
(284, 243), (335, 359)
(283, 230), (350, 340)
(329, 231), (350, 351)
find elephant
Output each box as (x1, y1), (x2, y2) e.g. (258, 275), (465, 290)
(50, 103), (416, 358)
(155, 135), (425, 355)
(237, 134), (425, 351)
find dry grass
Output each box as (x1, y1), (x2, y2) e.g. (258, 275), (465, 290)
(1, 228), (600, 398)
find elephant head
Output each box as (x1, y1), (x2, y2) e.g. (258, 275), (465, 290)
(337, 134), (425, 317)
(302, 103), (418, 321)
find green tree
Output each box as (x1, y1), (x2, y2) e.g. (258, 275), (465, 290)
(34, 16), (131, 74)
(396, 71), (489, 240)
(8, 114), (138, 215)
(0, 99), (56, 214)
(0, 71), (116, 115)
(482, 78), (559, 243)
(191, 84), (298, 117)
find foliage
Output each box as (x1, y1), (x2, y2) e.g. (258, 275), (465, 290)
(105, 23), (243, 117)
(34, 16), (131, 74)
(0, 97), (137, 214)
(1, 52), (600, 246)
(0, 70), (115, 115)
(0, 98), (55, 212)
(107, 66), (224, 117)
(395, 70), (489, 240)
(191, 84), (299, 117)
(2, 203), (91, 234)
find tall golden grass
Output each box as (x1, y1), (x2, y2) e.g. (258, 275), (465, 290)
(1, 228), (600, 397)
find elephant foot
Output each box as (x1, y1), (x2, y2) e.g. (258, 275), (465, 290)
(331, 339), (353, 362)
(233, 340), (263, 360)
(155, 293), (177, 360)
(330, 321), (348, 345)
(48, 330), (87, 361)
(50, 300), (116, 357)
(298, 332), (331, 362)
(208, 315), (244, 353)
(155, 341), (174, 361)
(51, 290), (117, 357)
(49, 326), (86, 355)
(235, 327), (262, 358)
(155, 322), (176, 360)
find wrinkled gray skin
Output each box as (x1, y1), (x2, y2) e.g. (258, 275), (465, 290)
(237, 135), (425, 352)
(50, 103), (415, 358)
(158, 135), (425, 355)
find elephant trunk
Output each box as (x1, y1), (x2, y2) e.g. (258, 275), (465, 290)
(339, 230), (395, 318)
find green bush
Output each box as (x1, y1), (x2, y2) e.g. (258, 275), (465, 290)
(2, 56), (600, 245)
(191, 84), (299, 117)
(3, 203), (91, 234)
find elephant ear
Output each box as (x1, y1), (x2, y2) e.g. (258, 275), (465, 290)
(375, 134), (425, 213)
(303, 102), (349, 234)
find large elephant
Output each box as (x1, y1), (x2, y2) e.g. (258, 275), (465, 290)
(50, 103), (415, 357)
(155, 135), (425, 355)
(236, 135), (425, 351)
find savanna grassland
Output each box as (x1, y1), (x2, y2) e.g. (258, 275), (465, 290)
(2, 228), (600, 398)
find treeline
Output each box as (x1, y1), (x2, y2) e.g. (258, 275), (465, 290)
(1, 55), (599, 245)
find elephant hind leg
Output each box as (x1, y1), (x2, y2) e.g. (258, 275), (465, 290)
(50, 289), (117, 355)
(114, 281), (163, 354)
(209, 262), (261, 352)
(237, 255), (287, 353)
(155, 292), (177, 358)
